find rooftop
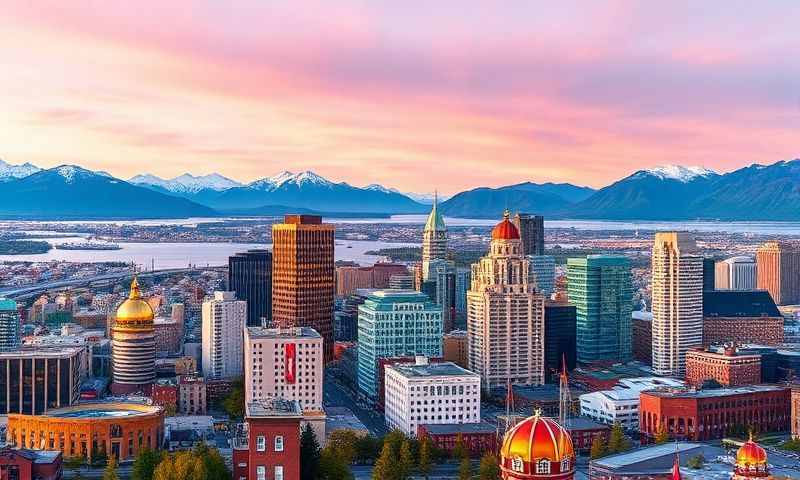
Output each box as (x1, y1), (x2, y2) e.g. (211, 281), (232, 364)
(246, 326), (321, 339)
(581, 377), (685, 402)
(593, 442), (703, 469)
(387, 361), (479, 379)
(246, 398), (303, 418)
(0, 345), (85, 359)
(40, 402), (162, 419)
(703, 290), (781, 318)
(420, 422), (496, 435)
(643, 385), (787, 399)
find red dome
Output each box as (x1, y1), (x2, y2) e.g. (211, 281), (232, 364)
(500, 412), (575, 479)
(736, 439), (767, 467)
(492, 211), (520, 240)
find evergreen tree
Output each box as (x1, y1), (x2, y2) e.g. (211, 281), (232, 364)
(607, 422), (631, 454)
(654, 423), (669, 444)
(327, 430), (359, 465)
(398, 439), (414, 479)
(590, 434), (607, 459)
(458, 456), (472, 480)
(102, 457), (120, 480)
(478, 452), (500, 480)
(132, 449), (163, 480)
(300, 424), (322, 480)
(319, 447), (354, 480)
(372, 442), (398, 480)
(418, 436), (433, 479)
(452, 433), (468, 460)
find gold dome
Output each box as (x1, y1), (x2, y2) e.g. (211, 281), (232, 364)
(115, 278), (154, 327)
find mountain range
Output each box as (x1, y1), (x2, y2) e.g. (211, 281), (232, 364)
(0, 158), (799, 220)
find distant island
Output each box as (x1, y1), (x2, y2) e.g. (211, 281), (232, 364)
(0, 240), (52, 255)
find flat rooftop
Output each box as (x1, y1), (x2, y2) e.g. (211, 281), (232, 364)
(246, 326), (321, 339)
(421, 422), (496, 435)
(246, 398), (303, 418)
(593, 442), (703, 469)
(644, 385), (787, 399)
(388, 361), (478, 379)
(0, 345), (85, 359)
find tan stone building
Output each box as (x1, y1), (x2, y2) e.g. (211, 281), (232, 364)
(757, 241), (800, 305)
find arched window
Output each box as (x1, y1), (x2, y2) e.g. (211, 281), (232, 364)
(536, 459), (550, 474)
(561, 458), (570, 472)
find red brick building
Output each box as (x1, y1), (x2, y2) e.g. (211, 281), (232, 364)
(702, 290), (784, 346)
(566, 417), (610, 453)
(639, 385), (790, 442)
(0, 448), (62, 480)
(685, 348), (761, 387)
(151, 379), (178, 413)
(631, 314), (652, 364)
(232, 399), (302, 480)
(418, 423), (498, 457)
(792, 385), (800, 439)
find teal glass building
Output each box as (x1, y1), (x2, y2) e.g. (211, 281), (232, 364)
(567, 255), (632, 364)
(357, 290), (443, 401)
(0, 298), (19, 351)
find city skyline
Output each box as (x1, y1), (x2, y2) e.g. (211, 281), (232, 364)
(2, 2), (799, 194)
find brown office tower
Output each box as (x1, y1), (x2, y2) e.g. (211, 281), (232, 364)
(757, 241), (800, 305)
(513, 213), (545, 255)
(272, 215), (335, 363)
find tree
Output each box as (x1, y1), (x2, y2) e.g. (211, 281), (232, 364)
(132, 449), (163, 480)
(398, 439), (414, 479)
(372, 441), (398, 480)
(687, 454), (705, 469)
(327, 430), (360, 465)
(221, 378), (245, 419)
(478, 452), (500, 480)
(355, 435), (382, 464)
(195, 443), (229, 479)
(458, 456), (472, 480)
(607, 422), (631, 454)
(301, 424), (322, 480)
(590, 434), (607, 459)
(319, 447), (354, 480)
(103, 457), (120, 480)
(418, 436), (433, 479)
(452, 433), (468, 460)
(654, 423), (669, 444)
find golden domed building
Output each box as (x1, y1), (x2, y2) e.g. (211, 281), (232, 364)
(500, 411), (576, 479)
(733, 435), (771, 479)
(111, 278), (156, 395)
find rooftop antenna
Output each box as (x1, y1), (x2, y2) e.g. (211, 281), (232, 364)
(559, 354), (573, 427)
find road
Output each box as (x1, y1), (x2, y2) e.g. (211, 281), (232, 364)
(324, 373), (388, 437)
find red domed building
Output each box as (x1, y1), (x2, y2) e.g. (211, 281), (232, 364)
(733, 436), (771, 479)
(500, 412), (576, 479)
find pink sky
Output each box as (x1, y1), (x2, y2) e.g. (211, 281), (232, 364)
(1, 1), (798, 194)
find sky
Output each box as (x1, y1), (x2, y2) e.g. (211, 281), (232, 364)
(1, 2), (798, 194)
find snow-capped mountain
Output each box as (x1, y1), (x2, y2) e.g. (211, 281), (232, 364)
(129, 172), (242, 193)
(248, 170), (334, 191)
(0, 159), (41, 181)
(634, 165), (718, 182)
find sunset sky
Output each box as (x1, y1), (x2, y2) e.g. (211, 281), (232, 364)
(1, 2), (798, 194)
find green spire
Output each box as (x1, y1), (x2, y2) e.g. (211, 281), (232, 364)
(424, 190), (446, 232)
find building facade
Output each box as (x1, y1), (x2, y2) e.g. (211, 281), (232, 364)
(418, 423), (498, 458)
(0, 447), (62, 480)
(567, 255), (632, 364)
(579, 377), (685, 431)
(631, 312), (653, 364)
(792, 386), (800, 440)
(244, 327), (323, 412)
(512, 213), (545, 256)
(468, 212), (546, 391)
(684, 348), (761, 387)
(384, 358), (480, 436)
(111, 278), (156, 395)
(714, 256), (757, 291)
(357, 290), (443, 402)
(232, 399), (302, 480)
(651, 232), (703, 377)
(0, 299), (20, 351)
(544, 302), (577, 383)
(272, 215), (335, 363)
(178, 375), (207, 415)
(639, 386), (790, 442)
(201, 291), (246, 380)
(702, 290), (784, 346)
(443, 330), (468, 369)
(528, 255), (556, 297)
(422, 196), (448, 281)
(229, 249), (272, 327)
(757, 241), (800, 305)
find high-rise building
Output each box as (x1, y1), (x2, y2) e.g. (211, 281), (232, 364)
(111, 278), (156, 394)
(337, 264), (411, 296)
(702, 257), (717, 291)
(757, 241), (800, 305)
(357, 290), (443, 402)
(651, 232), (703, 377)
(422, 195), (447, 281)
(454, 268), (471, 326)
(0, 299), (20, 351)
(567, 255), (632, 364)
(202, 291), (246, 380)
(467, 212), (546, 391)
(427, 259), (457, 332)
(389, 274), (415, 290)
(529, 255), (556, 296)
(513, 213), (545, 256)
(229, 250), (272, 327)
(272, 215), (335, 363)
(715, 256), (757, 291)
(544, 301), (577, 383)
(443, 330), (468, 368)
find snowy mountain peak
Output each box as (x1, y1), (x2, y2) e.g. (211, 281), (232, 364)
(637, 165), (718, 182)
(0, 158), (42, 181)
(364, 184), (397, 194)
(249, 170), (335, 190)
(129, 172), (242, 193)
(53, 165), (96, 183)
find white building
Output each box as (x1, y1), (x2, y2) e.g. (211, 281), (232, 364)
(244, 326), (323, 411)
(384, 357), (481, 437)
(651, 232), (703, 377)
(201, 291), (246, 380)
(579, 377), (685, 431)
(715, 256), (757, 291)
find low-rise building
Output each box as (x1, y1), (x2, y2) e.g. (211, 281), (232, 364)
(232, 399), (302, 480)
(417, 423), (497, 457)
(579, 377), (684, 431)
(685, 347), (761, 387)
(178, 375), (207, 415)
(793, 385), (800, 440)
(384, 358), (480, 437)
(565, 417), (610, 453)
(0, 447), (62, 480)
(151, 379), (178, 413)
(589, 442), (708, 480)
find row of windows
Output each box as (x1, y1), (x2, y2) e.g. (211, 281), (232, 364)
(253, 465), (284, 480)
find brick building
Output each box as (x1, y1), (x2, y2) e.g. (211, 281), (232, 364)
(232, 399), (302, 480)
(151, 379), (178, 413)
(702, 290), (784, 346)
(154, 317), (182, 354)
(0, 447), (62, 480)
(566, 417), (610, 453)
(631, 312), (652, 364)
(685, 348), (761, 387)
(792, 385), (800, 439)
(442, 330), (468, 368)
(418, 423), (497, 457)
(639, 385), (790, 442)
(178, 375), (207, 415)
